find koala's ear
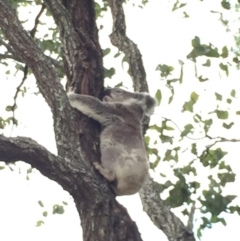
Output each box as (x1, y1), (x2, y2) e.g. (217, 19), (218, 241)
(144, 95), (157, 117)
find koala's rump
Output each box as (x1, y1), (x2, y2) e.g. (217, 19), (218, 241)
(101, 141), (149, 195)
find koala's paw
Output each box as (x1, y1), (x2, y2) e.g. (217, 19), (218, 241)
(67, 86), (77, 96)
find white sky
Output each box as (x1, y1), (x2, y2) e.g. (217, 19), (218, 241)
(0, 0), (240, 241)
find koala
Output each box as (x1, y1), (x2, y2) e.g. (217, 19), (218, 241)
(67, 88), (157, 196)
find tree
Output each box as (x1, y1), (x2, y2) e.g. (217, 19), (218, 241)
(0, 1), (240, 241)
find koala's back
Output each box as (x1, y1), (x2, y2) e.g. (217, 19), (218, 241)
(100, 120), (149, 195)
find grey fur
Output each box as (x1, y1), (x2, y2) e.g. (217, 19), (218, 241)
(67, 88), (157, 196)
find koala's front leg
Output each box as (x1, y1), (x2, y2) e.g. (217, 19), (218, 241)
(93, 162), (116, 181)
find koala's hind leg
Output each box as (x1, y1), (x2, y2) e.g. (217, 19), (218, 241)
(93, 162), (116, 181)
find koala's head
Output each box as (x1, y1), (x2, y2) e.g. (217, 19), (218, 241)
(102, 88), (135, 103)
(102, 87), (157, 116)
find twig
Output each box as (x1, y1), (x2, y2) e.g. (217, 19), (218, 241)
(162, 117), (206, 140)
(186, 202), (195, 233)
(10, 3), (46, 129)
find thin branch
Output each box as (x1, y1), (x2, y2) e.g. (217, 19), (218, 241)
(0, 53), (21, 61)
(139, 177), (196, 241)
(162, 117), (206, 140)
(0, 39), (17, 55)
(10, 4), (46, 128)
(206, 135), (240, 143)
(107, 0), (149, 92)
(30, 3), (46, 37)
(0, 52), (63, 70)
(46, 55), (64, 70)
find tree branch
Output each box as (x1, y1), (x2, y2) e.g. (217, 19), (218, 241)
(0, 53), (21, 61)
(107, 0), (149, 92)
(0, 0), (78, 155)
(140, 177), (196, 241)
(0, 135), (73, 191)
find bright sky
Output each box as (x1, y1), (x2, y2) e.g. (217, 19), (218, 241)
(0, 0), (240, 241)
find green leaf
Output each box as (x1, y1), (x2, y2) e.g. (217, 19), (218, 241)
(230, 89), (236, 98)
(221, 46), (228, 58)
(52, 204), (64, 214)
(172, 0), (187, 11)
(236, 111), (240, 115)
(192, 36), (201, 47)
(165, 177), (190, 208)
(181, 166), (197, 176)
(104, 67), (115, 79)
(191, 92), (199, 102)
(156, 64), (174, 78)
(114, 52), (121, 58)
(122, 55), (129, 67)
(0, 166), (5, 170)
(144, 136), (150, 145)
(215, 92), (222, 101)
(62, 201), (68, 205)
(179, 66), (183, 83)
(36, 220), (44, 227)
(150, 158), (160, 170)
(198, 76), (209, 82)
(160, 173), (166, 178)
(155, 89), (162, 105)
(221, 1), (231, 10)
(191, 143), (197, 155)
(226, 98), (232, 104)
(183, 11), (189, 18)
(182, 92), (198, 112)
(114, 82), (123, 88)
(218, 172), (235, 186)
(38, 200), (44, 208)
(229, 206), (240, 215)
(216, 110), (229, 119)
(181, 124), (194, 138)
(187, 38), (220, 60)
(222, 122), (234, 129)
(202, 59), (211, 67)
(102, 48), (111, 57)
(201, 190), (233, 216)
(205, 47), (220, 58)
(160, 135), (173, 144)
(201, 148), (227, 168)
(42, 211), (48, 217)
(5, 105), (17, 112)
(219, 161), (232, 172)
(219, 63), (228, 76)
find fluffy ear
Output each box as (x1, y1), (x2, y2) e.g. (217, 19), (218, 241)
(140, 93), (157, 117)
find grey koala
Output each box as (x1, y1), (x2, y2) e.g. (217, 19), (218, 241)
(67, 88), (157, 196)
